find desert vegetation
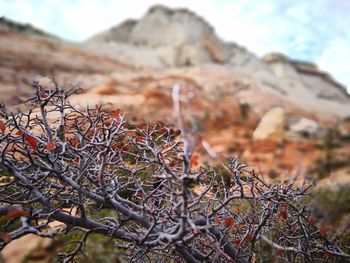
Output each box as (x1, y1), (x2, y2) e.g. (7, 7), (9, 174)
(0, 82), (349, 262)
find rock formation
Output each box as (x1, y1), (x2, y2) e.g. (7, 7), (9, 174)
(87, 5), (231, 66)
(85, 5), (350, 120)
(288, 117), (324, 139)
(0, 4), (349, 182)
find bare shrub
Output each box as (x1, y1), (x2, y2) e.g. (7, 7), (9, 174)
(0, 82), (349, 262)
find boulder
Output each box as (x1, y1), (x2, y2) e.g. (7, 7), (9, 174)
(338, 119), (350, 139)
(289, 117), (324, 139)
(253, 107), (286, 140)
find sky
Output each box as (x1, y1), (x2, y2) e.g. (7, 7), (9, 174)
(1, 0), (349, 93)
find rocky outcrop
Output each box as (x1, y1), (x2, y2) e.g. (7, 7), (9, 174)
(87, 5), (231, 66)
(263, 53), (348, 102)
(253, 107), (286, 140)
(87, 5), (272, 73)
(87, 19), (137, 43)
(288, 117), (324, 139)
(0, 6), (349, 143)
(85, 5), (350, 120)
(262, 53), (350, 119)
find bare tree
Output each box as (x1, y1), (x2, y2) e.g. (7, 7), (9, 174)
(0, 82), (349, 262)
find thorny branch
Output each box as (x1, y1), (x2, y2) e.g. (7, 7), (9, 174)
(0, 82), (349, 262)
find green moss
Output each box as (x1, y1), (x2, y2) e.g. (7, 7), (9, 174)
(89, 208), (115, 220)
(56, 231), (126, 263)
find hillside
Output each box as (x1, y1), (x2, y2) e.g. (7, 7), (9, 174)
(0, 16), (59, 40)
(1, 5), (349, 181)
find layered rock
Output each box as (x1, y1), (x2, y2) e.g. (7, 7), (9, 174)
(87, 5), (231, 66)
(86, 5), (350, 120)
(262, 53), (350, 119)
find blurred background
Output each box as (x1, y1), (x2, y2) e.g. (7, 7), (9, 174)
(1, 0), (350, 262)
(2, 0), (350, 92)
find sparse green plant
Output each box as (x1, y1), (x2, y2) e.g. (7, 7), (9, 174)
(239, 103), (251, 122)
(313, 128), (341, 179)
